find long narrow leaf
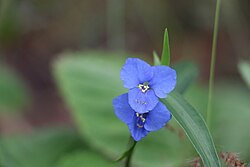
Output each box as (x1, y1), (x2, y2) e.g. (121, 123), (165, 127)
(162, 92), (221, 167)
(161, 28), (171, 66)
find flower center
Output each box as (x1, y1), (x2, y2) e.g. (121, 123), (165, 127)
(136, 112), (147, 128)
(138, 82), (150, 93)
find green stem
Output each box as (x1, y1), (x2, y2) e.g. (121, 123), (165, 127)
(125, 139), (137, 167)
(207, 0), (221, 129)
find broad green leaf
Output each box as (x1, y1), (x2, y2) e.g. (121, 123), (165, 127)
(161, 28), (170, 66)
(53, 52), (194, 167)
(162, 92), (221, 167)
(0, 65), (29, 112)
(0, 128), (83, 167)
(238, 60), (250, 89)
(173, 61), (199, 94)
(55, 151), (117, 167)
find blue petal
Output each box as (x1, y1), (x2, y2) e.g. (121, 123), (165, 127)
(112, 94), (135, 124)
(128, 88), (158, 114)
(144, 102), (172, 131)
(149, 66), (177, 98)
(120, 58), (153, 89)
(128, 119), (149, 141)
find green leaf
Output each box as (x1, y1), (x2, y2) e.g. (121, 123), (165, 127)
(53, 52), (194, 167)
(238, 60), (250, 89)
(173, 61), (199, 94)
(153, 51), (161, 66)
(161, 28), (170, 66)
(55, 151), (117, 167)
(161, 92), (221, 167)
(0, 128), (83, 167)
(0, 64), (29, 112)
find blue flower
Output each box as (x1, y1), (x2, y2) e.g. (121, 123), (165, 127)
(113, 93), (172, 141)
(120, 58), (176, 113)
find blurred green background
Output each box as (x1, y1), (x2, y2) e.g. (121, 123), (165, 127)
(0, 0), (250, 167)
